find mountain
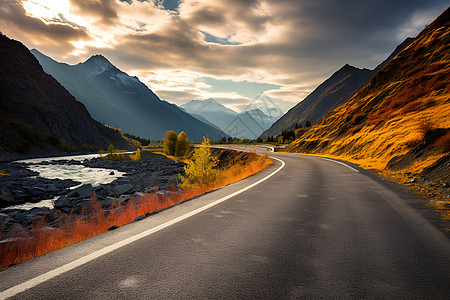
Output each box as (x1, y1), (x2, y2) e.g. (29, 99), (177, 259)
(286, 8), (450, 191)
(181, 98), (281, 139)
(180, 98), (237, 132)
(0, 34), (131, 156)
(259, 38), (413, 140)
(31, 51), (225, 142)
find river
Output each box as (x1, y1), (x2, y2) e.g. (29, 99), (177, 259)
(4, 154), (125, 210)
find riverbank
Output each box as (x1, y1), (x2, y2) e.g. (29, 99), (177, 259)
(0, 148), (272, 269)
(0, 151), (184, 238)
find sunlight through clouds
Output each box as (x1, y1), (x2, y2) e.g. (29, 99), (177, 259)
(1, 0), (447, 112)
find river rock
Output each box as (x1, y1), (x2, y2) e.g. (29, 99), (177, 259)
(133, 192), (145, 198)
(11, 189), (27, 200)
(94, 185), (111, 197)
(0, 185), (15, 207)
(111, 184), (133, 196)
(68, 184), (94, 199)
(118, 194), (132, 202)
(133, 215), (146, 222)
(47, 184), (59, 193)
(54, 195), (71, 208)
(99, 197), (115, 208)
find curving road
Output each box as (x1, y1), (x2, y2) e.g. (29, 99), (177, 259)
(1, 147), (449, 299)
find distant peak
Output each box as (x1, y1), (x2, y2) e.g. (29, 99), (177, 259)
(83, 54), (113, 75)
(341, 63), (356, 70)
(85, 54), (110, 64)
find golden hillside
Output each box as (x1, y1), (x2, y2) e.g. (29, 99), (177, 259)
(286, 8), (450, 200)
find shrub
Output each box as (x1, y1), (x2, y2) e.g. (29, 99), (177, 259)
(179, 137), (218, 189)
(129, 148), (141, 161)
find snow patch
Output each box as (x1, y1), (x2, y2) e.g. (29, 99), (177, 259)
(116, 73), (139, 87)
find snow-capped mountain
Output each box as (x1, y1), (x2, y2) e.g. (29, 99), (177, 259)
(181, 98), (238, 115)
(180, 98), (280, 139)
(181, 98), (237, 133)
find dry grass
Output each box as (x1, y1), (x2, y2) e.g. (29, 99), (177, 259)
(0, 153), (272, 269)
(286, 12), (450, 220)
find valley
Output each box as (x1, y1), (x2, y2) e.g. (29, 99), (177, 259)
(0, 1), (448, 298)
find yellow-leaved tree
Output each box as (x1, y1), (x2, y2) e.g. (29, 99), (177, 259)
(179, 137), (218, 189)
(176, 131), (190, 156)
(163, 130), (177, 155)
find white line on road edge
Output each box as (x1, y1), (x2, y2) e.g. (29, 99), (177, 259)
(0, 158), (286, 299)
(313, 156), (360, 172)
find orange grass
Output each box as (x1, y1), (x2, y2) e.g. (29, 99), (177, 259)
(0, 154), (272, 269)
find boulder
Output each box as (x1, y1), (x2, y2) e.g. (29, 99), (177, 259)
(119, 194), (132, 202)
(47, 184), (59, 193)
(68, 184), (94, 199)
(133, 215), (146, 222)
(12, 189), (27, 200)
(111, 184), (133, 196)
(108, 225), (119, 231)
(0, 185), (16, 207)
(133, 192), (145, 198)
(94, 185), (110, 197)
(54, 195), (71, 208)
(99, 197), (114, 208)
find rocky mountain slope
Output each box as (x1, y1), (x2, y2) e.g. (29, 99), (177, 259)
(31, 51), (225, 141)
(260, 38), (413, 140)
(286, 8), (450, 201)
(0, 34), (131, 157)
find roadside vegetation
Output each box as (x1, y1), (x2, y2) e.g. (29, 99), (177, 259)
(285, 14), (450, 222)
(0, 132), (272, 269)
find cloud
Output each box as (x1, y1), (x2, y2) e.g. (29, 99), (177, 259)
(179, 0), (272, 44)
(1, 0), (448, 111)
(69, 0), (118, 24)
(0, 0), (90, 56)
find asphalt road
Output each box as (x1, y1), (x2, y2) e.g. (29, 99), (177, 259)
(1, 148), (449, 299)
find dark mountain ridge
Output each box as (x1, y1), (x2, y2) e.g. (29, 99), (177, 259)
(32, 50), (226, 141)
(259, 37), (413, 140)
(0, 34), (131, 157)
(285, 7), (450, 200)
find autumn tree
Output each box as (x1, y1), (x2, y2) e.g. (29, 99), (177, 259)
(179, 137), (218, 189)
(163, 130), (177, 155)
(176, 131), (190, 156)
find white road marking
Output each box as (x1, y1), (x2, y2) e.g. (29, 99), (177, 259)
(0, 158), (285, 299)
(312, 156), (360, 172)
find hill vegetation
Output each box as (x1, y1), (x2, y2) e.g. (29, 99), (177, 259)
(286, 8), (450, 207)
(260, 38), (414, 140)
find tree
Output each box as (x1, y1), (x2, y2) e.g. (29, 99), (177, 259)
(163, 130), (177, 155)
(108, 144), (114, 154)
(176, 131), (190, 156)
(179, 137), (218, 189)
(305, 120), (312, 127)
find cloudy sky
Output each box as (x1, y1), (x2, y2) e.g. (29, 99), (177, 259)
(0, 0), (448, 112)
